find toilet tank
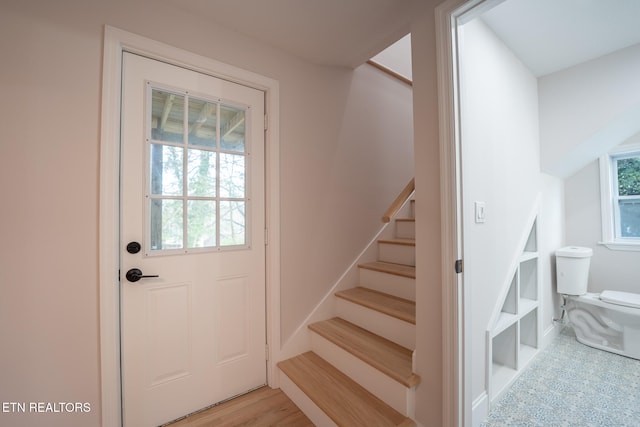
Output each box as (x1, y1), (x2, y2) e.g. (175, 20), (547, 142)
(556, 246), (593, 295)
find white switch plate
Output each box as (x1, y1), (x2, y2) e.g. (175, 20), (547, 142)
(475, 201), (486, 223)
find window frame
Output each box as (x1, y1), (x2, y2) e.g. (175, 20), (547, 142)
(599, 143), (640, 251)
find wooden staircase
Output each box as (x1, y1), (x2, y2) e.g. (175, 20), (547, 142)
(278, 198), (418, 426)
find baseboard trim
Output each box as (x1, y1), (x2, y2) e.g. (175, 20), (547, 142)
(471, 391), (488, 427)
(542, 321), (564, 349)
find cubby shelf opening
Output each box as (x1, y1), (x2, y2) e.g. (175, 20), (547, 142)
(487, 218), (541, 405)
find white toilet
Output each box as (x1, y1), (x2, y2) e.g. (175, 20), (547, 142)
(556, 246), (640, 360)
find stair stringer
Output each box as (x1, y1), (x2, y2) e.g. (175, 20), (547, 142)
(278, 222), (391, 363)
(278, 196), (414, 363)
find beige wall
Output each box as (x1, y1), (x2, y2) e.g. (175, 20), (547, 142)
(280, 61), (415, 341)
(0, 1), (432, 426)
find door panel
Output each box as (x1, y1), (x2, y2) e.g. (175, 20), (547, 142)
(146, 283), (191, 387)
(120, 52), (266, 427)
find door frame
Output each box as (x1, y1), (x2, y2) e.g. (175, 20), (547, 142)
(99, 26), (281, 426)
(435, 1), (507, 426)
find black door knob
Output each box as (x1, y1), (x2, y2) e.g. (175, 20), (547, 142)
(126, 268), (159, 283)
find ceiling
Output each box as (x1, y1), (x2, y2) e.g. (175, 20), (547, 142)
(482, 0), (640, 76)
(165, 0), (426, 68)
(164, 0), (640, 75)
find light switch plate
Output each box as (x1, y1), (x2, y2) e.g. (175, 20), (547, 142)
(475, 201), (486, 223)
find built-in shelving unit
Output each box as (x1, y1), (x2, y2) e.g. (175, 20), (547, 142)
(487, 219), (541, 405)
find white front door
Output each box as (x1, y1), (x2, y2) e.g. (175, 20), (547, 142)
(120, 52), (266, 427)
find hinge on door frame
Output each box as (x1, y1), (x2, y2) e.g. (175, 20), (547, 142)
(264, 113), (268, 131)
(264, 228), (269, 246)
(265, 344), (269, 361)
(455, 259), (463, 274)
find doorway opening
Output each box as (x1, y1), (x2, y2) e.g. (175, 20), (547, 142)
(438, 0), (640, 426)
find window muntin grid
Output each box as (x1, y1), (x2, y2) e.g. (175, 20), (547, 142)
(146, 84), (250, 254)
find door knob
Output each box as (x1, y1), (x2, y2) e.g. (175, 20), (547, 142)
(126, 268), (159, 283)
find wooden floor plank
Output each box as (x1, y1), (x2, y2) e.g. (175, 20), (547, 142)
(166, 387), (313, 427)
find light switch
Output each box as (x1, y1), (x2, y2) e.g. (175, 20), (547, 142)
(475, 201), (486, 223)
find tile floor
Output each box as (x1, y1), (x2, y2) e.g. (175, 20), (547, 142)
(482, 326), (640, 426)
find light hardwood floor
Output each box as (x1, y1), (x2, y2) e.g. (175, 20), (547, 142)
(165, 387), (313, 427)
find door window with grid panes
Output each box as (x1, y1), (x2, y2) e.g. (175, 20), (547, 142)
(147, 85), (251, 254)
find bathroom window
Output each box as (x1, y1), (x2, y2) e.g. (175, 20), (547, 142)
(600, 145), (640, 250)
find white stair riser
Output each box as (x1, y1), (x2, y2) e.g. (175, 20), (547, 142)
(279, 372), (338, 427)
(395, 200), (414, 221)
(395, 221), (415, 239)
(359, 269), (415, 301)
(378, 242), (415, 266)
(336, 298), (415, 349)
(310, 333), (414, 417)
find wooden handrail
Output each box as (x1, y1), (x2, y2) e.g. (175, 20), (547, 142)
(367, 60), (413, 86)
(382, 178), (415, 223)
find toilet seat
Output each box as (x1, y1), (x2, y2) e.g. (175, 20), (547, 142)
(600, 290), (640, 309)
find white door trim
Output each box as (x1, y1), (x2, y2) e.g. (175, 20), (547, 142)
(435, 2), (464, 425)
(435, 1), (506, 426)
(99, 26), (281, 427)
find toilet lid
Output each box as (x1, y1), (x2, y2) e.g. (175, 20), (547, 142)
(600, 290), (640, 309)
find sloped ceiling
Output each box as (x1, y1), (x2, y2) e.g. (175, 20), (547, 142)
(482, 0), (640, 76)
(165, 0), (427, 68)
(479, 0), (640, 178)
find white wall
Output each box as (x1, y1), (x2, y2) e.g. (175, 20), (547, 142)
(459, 18), (564, 412)
(564, 156), (640, 295)
(371, 34), (413, 80)
(539, 43), (640, 178)
(538, 175), (566, 327)
(0, 1), (417, 426)
(540, 43), (640, 296)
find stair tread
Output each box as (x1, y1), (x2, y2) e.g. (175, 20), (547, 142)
(358, 261), (416, 278)
(309, 318), (420, 388)
(336, 287), (416, 324)
(278, 352), (415, 427)
(378, 238), (415, 246)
